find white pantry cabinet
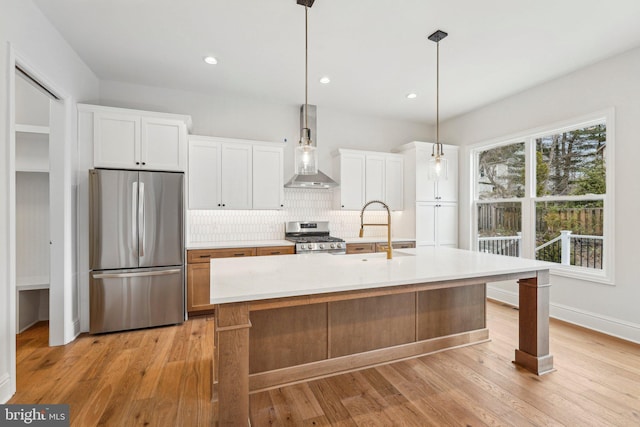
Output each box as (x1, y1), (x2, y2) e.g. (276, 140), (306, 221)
(393, 141), (459, 247)
(333, 149), (403, 211)
(188, 135), (284, 210)
(415, 202), (458, 247)
(84, 105), (191, 171)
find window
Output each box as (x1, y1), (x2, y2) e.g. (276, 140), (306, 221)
(472, 111), (613, 283)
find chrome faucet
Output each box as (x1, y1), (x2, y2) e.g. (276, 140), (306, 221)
(359, 200), (392, 260)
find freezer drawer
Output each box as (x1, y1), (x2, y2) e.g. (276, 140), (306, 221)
(90, 266), (184, 334)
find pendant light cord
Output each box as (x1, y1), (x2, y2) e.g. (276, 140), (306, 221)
(303, 3), (309, 134)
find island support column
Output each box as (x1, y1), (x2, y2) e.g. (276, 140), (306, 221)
(515, 270), (555, 375)
(215, 302), (251, 426)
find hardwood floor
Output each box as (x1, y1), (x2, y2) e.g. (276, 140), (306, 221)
(10, 301), (640, 426)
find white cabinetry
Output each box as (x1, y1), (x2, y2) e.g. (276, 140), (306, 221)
(416, 202), (458, 247)
(87, 105), (191, 171)
(253, 145), (284, 209)
(333, 149), (403, 211)
(188, 135), (284, 210)
(394, 141), (458, 247)
(333, 150), (366, 210)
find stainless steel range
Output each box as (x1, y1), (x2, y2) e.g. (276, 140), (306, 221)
(285, 221), (346, 255)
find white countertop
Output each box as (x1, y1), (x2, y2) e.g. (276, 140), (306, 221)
(210, 247), (553, 304)
(342, 237), (416, 244)
(187, 240), (294, 250)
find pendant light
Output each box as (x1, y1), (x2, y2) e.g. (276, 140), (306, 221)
(428, 29), (448, 181)
(295, 0), (318, 175)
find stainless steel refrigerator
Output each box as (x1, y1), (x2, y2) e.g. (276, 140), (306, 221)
(89, 169), (184, 334)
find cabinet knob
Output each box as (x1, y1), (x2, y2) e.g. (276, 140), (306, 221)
(222, 204), (226, 207)
(135, 162), (140, 165)
(142, 162), (146, 166)
(342, 205), (345, 208)
(280, 204), (284, 207)
(218, 204), (221, 207)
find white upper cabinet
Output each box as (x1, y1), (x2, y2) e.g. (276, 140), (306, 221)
(188, 138), (221, 210)
(333, 150), (366, 210)
(384, 155), (404, 211)
(187, 135), (284, 210)
(140, 117), (187, 171)
(334, 149), (403, 211)
(94, 112), (140, 168)
(86, 105), (191, 171)
(221, 143), (253, 210)
(253, 145), (284, 210)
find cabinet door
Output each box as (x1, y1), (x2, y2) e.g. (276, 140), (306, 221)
(187, 262), (214, 313)
(416, 202), (437, 246)
(221, 143), (252, 209)
(435, 146), (458, 202)
(437, 202), (458, 247)
(415, 146), (436, 201)
(188, 138), (221, 209)
(252, 145), (284, 210)
(365, 154), (385, 207)
(94, 112), (140, 168)
(385, 156), (404, 211)
(141, 117), (186, 171)
(337, 152), (365, 210)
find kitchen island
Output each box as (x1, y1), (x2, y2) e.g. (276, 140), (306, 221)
(211, 247), (554, 425)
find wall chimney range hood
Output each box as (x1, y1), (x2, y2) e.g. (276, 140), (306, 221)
(285, 104), (338, 189)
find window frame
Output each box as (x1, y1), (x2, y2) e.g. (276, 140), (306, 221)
(470, 109), (615, 285)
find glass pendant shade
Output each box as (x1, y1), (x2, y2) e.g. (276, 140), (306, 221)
(295, 141), (317, 175)
(428, 155), (448, 181)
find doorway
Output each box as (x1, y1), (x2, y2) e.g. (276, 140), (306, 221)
(10, 62), (65, 348)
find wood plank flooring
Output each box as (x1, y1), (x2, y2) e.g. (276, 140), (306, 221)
(9, 301), (640, 426)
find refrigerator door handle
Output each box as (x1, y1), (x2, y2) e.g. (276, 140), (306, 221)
(93, 269), (182, 279)
(138, 182), (145, 257)
(132, 181), (138, 252)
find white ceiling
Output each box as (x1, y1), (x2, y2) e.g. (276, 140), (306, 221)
(33, 0), (640, 124)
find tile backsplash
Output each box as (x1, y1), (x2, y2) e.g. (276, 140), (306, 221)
(187, 188), (392, 243)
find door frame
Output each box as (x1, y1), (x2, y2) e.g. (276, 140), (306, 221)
(6, 43), (74, 398)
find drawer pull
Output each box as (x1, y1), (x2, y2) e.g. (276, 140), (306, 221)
(233, 253), (246, 257)
(355, 248), (364, 251)
(199, 255), (211, 258)
(271, 251), (280, 255)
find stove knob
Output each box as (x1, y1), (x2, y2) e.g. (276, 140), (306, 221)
(336, 243), (343, 248)
(330, 243), (335, 249)
(319, 244), (325, 249)
(307, 244), (313, 250)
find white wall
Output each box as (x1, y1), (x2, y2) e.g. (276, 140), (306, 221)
(442, 46), (640, 343)
(1, 0), (99, 403)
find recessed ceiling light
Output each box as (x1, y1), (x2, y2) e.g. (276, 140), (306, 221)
(319, 76), (331, 84)
(407, 93), (417, 99)
(203, 56), (218, 65)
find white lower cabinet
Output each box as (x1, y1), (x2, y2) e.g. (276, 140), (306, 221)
(188, 135), (284, 210)
(416, 202), (458, 247)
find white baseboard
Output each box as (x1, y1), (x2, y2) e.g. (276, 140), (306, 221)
(487, 285), (640, 344)
(550, 302), (640, 344)
(0, 372), (13, 404)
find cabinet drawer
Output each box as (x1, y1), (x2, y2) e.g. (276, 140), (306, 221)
(256, 246), (295, 256)
(376, 241), (416, 252)
(187, 247), (256, 263)
(346, 243), (376, 254)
